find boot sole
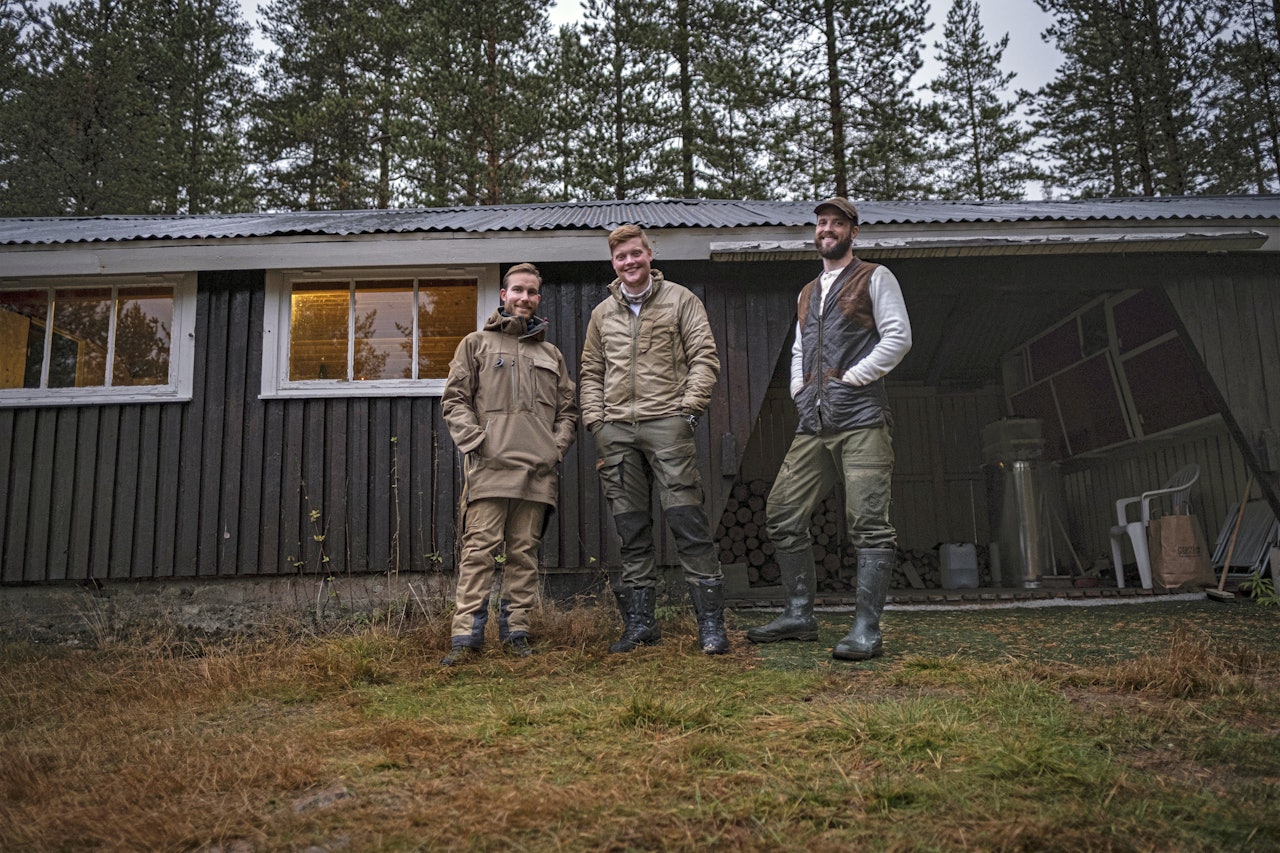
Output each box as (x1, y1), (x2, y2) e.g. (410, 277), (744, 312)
(745, 632), (819, 644)
(832, 646), (883, 661)
(608, 637), (662, 653)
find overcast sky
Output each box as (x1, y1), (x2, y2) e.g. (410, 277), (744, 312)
(548, 0), (1064, 94)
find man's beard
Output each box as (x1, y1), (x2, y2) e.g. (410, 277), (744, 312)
(815, 235), (852, 260)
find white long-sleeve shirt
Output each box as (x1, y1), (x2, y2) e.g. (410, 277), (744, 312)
(789, 264), (912, 398)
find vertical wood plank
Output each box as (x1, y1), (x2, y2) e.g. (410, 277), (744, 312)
(92, 407), (119, 579)
(69, 408), (99, 579)
(217, 279), (250, 575)
(3, 410), (34, 581)
(47, 408), (78, 579)
(238, 280), (267, 575)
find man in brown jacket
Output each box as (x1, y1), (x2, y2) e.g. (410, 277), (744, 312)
(440, 263), (578, 665)
(580, 225), (727, 655)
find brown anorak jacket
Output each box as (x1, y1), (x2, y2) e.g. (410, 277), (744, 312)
(579, 271), (720, 432)
(442, 309), (577, 507)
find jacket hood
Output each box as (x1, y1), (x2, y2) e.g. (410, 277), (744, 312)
(483, 308), (548, 341)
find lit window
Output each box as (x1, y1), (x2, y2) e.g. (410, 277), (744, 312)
(262, 267), (494, 398)
(0, 275), (195, 407)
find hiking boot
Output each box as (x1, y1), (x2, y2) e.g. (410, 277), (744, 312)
(440, 645), (479, 667)
(504, 636), (534, 658)
(688, 578), (729, 654)
(609, 584), (661, 653)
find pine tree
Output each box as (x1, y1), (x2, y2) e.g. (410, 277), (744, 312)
(252, 0), (414, 210)
(1205, 0), (1280, 192)
(646, 0), (780, 199)
(574, 0), (666, 200)
(929, 0), (1038, 200)
(764, 0), (934, 200)
(154, 0), (258, 213)
(0, 0), (255, 216)
(539, 24), (600, 201)
(1033, 0), (1226, 197)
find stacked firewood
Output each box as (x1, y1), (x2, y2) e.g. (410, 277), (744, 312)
(715, 479), (992, 590)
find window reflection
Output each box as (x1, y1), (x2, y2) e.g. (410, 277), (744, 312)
(287, 277), (476, 383)
(0, 290), (47, 390)
(50, 288), (110, 388)
(0, 285), (174, 391)
(114, 288), (173, 386)
(290, 282), (349, 381)
(418, 280), (477, 379)
(354, 280), (412, 380)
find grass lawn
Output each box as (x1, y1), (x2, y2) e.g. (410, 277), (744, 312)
(2, 598), (1277, 851)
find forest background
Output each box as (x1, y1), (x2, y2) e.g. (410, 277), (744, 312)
(1, 0), (1278, 217)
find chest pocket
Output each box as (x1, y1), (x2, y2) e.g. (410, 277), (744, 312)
(477, 346), (517, 412)
(530, 353), (561, 412)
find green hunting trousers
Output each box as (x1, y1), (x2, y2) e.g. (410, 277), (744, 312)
(450, 497), (546, 646)
(594, 416), (721, 588)
(765, 425), (896, 553)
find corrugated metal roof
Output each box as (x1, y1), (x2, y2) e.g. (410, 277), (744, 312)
(710, 230), (1272, 260)
(2, 196), (1279, 247)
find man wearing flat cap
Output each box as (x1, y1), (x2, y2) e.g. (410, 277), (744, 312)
(746, 197), (912, 661)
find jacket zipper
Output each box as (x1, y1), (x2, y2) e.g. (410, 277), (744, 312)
(628, 303), (639, 424)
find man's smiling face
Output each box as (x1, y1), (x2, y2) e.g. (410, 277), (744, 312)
(611, 237), (653, 291)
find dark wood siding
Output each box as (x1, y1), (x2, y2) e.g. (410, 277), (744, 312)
(3, 251), (1276, 583)
(1163, 256), (1280, 514)
(0, 270), (469, 582)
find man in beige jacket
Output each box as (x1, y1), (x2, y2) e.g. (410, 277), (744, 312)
(441, 263), (577, 665)
(580, 225), (727, 655)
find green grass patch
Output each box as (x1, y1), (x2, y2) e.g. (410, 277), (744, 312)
(1, 598), (1277, 851)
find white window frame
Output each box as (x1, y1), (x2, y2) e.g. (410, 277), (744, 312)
(261, 264), (499, 399)
(0, 273), (197, 408)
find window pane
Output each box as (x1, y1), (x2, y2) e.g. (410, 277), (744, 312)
(0, 290), (47, 390)
(1027, 319), (1080, 381)
(51, 288), (111, 388)
(354, 280), (413, 381)
(1122, 338), (1218, 435)
(418, 279), (478, 379)
(1052, 352), (1130, 454)
(291, 282), (349, 381)
(113, 287), (173, 386)
(1112, 289), (1174, 354)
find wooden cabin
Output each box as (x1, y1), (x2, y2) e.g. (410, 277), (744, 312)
(2, 198), (1277, 594)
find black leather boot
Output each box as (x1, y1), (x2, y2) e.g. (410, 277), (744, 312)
(687, 579), (729, 654)
(609, 584), (661, 653)
(833, 547), (895, 661)
(746, 548), (819, 643)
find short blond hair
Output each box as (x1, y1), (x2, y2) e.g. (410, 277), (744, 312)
(607, 224), (651, 253)
(502, 262), (542, 288)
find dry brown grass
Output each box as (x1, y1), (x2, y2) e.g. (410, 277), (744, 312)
(2, 600), (1277, 852)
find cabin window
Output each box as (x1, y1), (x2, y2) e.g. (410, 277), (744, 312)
(1003, 290), (1217, 457)
(0, 275), (195, 407)
(262, 266), (495, 398)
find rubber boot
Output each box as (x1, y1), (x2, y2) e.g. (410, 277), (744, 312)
(833, 547), (895, 661)
(609, 584), (661, 653)
(745, 548), (819, 643)
(687, 579), (729, 654)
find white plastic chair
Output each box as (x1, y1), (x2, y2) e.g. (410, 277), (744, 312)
(1108, 464), (1200, 589)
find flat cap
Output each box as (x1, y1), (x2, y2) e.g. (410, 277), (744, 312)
(814, 197), (859, 224)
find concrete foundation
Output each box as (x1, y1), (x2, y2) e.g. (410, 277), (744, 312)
(0, 573), (455, 644)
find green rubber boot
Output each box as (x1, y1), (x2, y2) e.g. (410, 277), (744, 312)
(833, 547), (895, 661)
